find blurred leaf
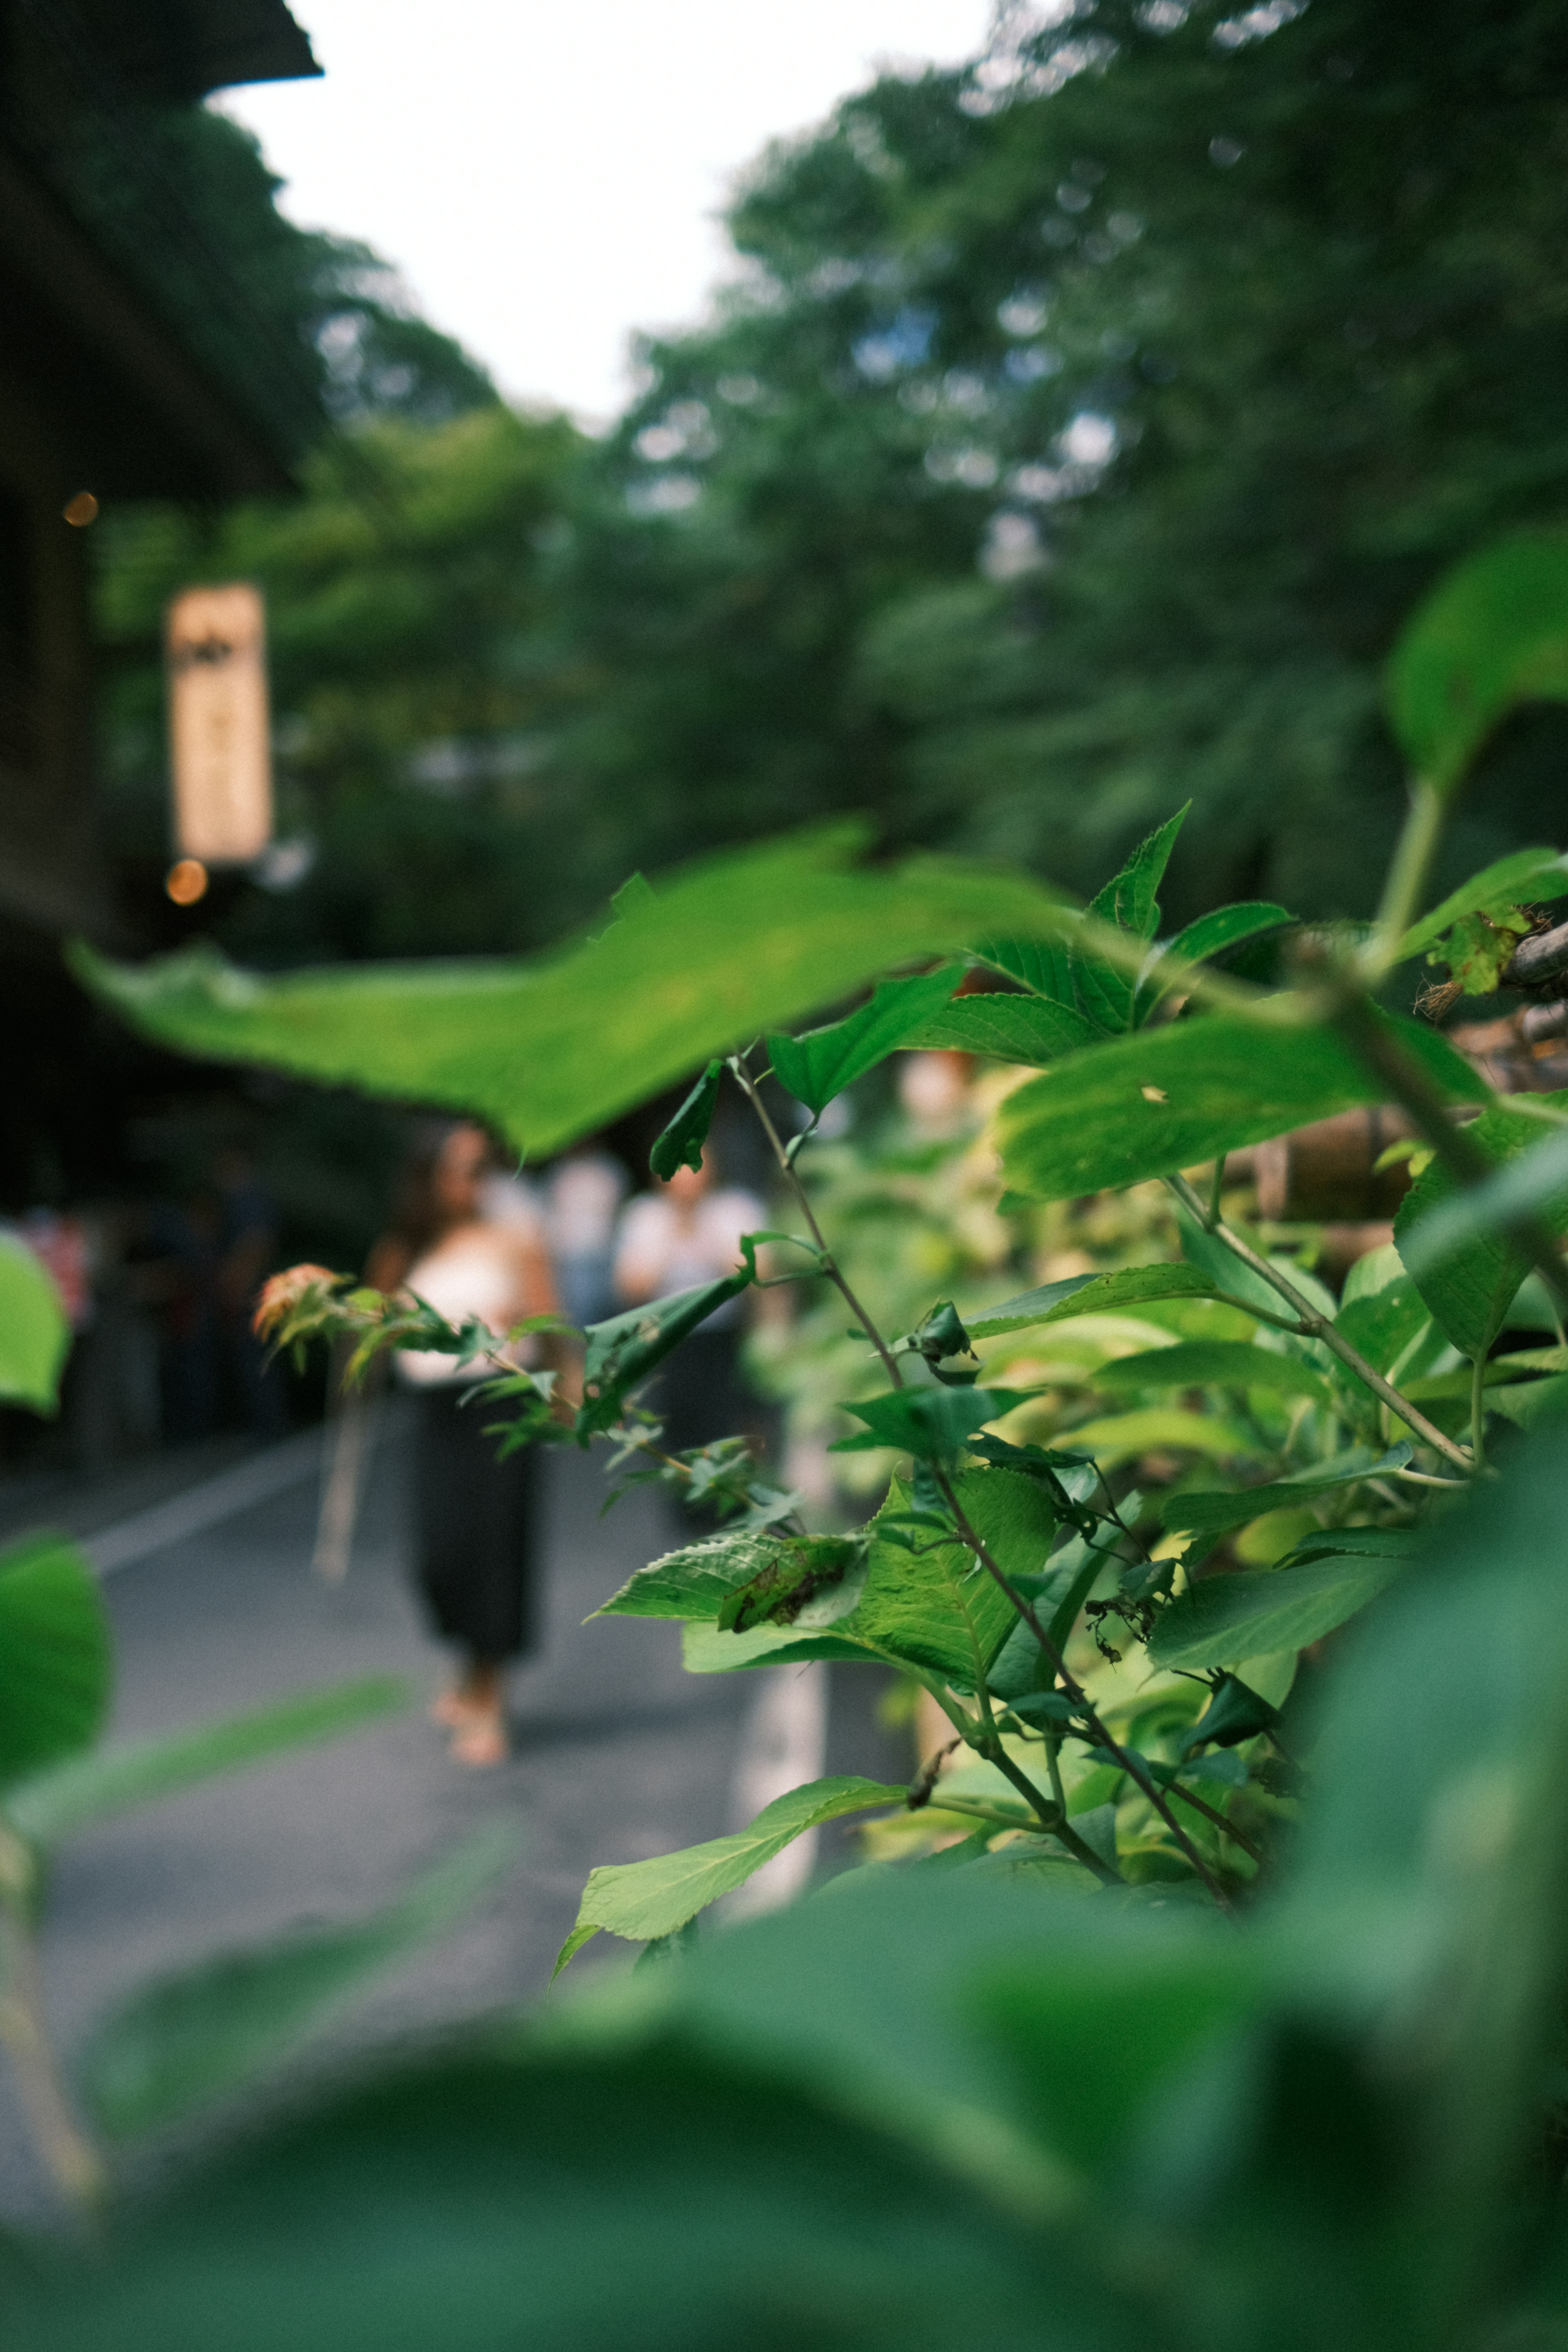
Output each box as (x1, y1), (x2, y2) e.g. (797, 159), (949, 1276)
(1395, 1098), (1568, 1360)
(910, 992), (1098, 1064)
(967, 1263), (1223, 1340)
(71, 828), (1069, 1158)
(5, 2018), (1098, 2352)
(1160, 1446), (1413, 1544)
(1072, 807), (1187, 1032)
(996, 1009), (1480, 1205)
(554, 1777), (908, 1970)
(1150, 1555), (1405, 1671)
(1387, 532), (1568, 795)
(648, 1059), (723, 1179)
(0, 1236), (70, 1415)
(1093, 1341), (1332, 1405)
(1488, 1371), (1568, 1429)
(7, 1676), (406, 1847)
(1060, 1407), (1253, 1470)
(768, 966), (963, 1113)
(79, 1825), (517, 2140)
(0, 1533), (109, 1787)
(1396, 847), (1568, 962)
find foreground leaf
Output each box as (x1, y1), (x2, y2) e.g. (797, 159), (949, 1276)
(0, 1533), (110, 1786)
(996, 1008), (1480, 1205)
(80, 1824), (518, 2138)
(1394, 1096), (1568, 1361)
(7, 1676), (406, 1846)
(1072, 807), (1186, 1032)
(71, 827), (1069, 1159)
(0, 1236), (70, 1414)
(1149, 1551), (1408, 1670)
(554, 1776), (907, 1971)
(1386, 531), (1568, 796)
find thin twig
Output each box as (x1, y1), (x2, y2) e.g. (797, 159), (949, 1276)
(1164, 1172), (1475, 1472)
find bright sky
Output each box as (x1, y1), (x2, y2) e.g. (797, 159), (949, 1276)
(220, 0), (995, 426)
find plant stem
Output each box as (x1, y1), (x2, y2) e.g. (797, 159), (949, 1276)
(932, 1471), (1232, 1910)
(1368, 777), (1446, 970)
(1164, 1779), (1266, 1866)
(1164, 1173), (1476, 1472)
(728, 1058), (907, 1389)
(0, 1837), (103, 2213)
(1470, 1350), (1487, 1471)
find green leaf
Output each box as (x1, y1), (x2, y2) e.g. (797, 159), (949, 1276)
(553, 1776), (907, 1970)
(1159, 1446), (1413, 1545)
(682, 1466), (1056, 1689)
(835, 1384), (1025, 1463)
(1092, 1341), (1332, 1405)
(1396, 847), (1568, 962)
(577, 1259), (755, 1436)
(1488, 1371), (1568, 1430)
(1073, 807), (1188, 1032)
(1387, 532), (1568, 796)
(648, 1059), (723, 1178)
(71, 826), (1070, 1160)
(767, 965), (963, 1113)
(79, 1825), (517, 2140)
(0, 1533), (110, 1786)
(1150, 1554), (1406, 1670)
(965, 1263), (1223, 1340)
(969, 932), (1078, 1004)
(1137, 901), (1294, 1022)
(7, 1676), (406, 1847)
(593, 1527), (794, 1621)
(1059, 1407), (1254, 1470)
(1394, 1097), (1568, 1361)
(909, 992), (1098, 1065)
(0, 1235), (70, 1415)
(996, 1007), (1481, 1205)
(1160, 902), (1295, 971)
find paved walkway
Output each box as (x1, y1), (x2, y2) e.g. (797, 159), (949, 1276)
(0, 1409), (904, 2216)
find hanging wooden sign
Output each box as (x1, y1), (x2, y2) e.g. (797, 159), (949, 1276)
(167, 583), (273, 864)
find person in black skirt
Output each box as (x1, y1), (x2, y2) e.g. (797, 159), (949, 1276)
(368, 1122), (563, 1766)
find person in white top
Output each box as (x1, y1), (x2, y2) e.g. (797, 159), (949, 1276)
(612, 1152), (767, 1471)
(368, 1121), (561, 1766)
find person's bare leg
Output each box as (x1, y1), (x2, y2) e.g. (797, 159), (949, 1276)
(448, 1659), (507, 1766)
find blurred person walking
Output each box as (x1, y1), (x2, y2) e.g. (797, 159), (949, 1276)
(543, 1146), (628, 1330)
(612, 1150), (768, 1467)
(368, 1121), (561, 1766)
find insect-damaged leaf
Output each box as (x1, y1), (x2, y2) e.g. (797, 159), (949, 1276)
(649, 1060), (723, 1179)
(682, 1467), (1056, 1690)
(577, 1254), (756, 1437)
(717, 1537), (868, 1634)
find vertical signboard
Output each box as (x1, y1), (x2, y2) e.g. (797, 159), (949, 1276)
(167, 583), (272, 863)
